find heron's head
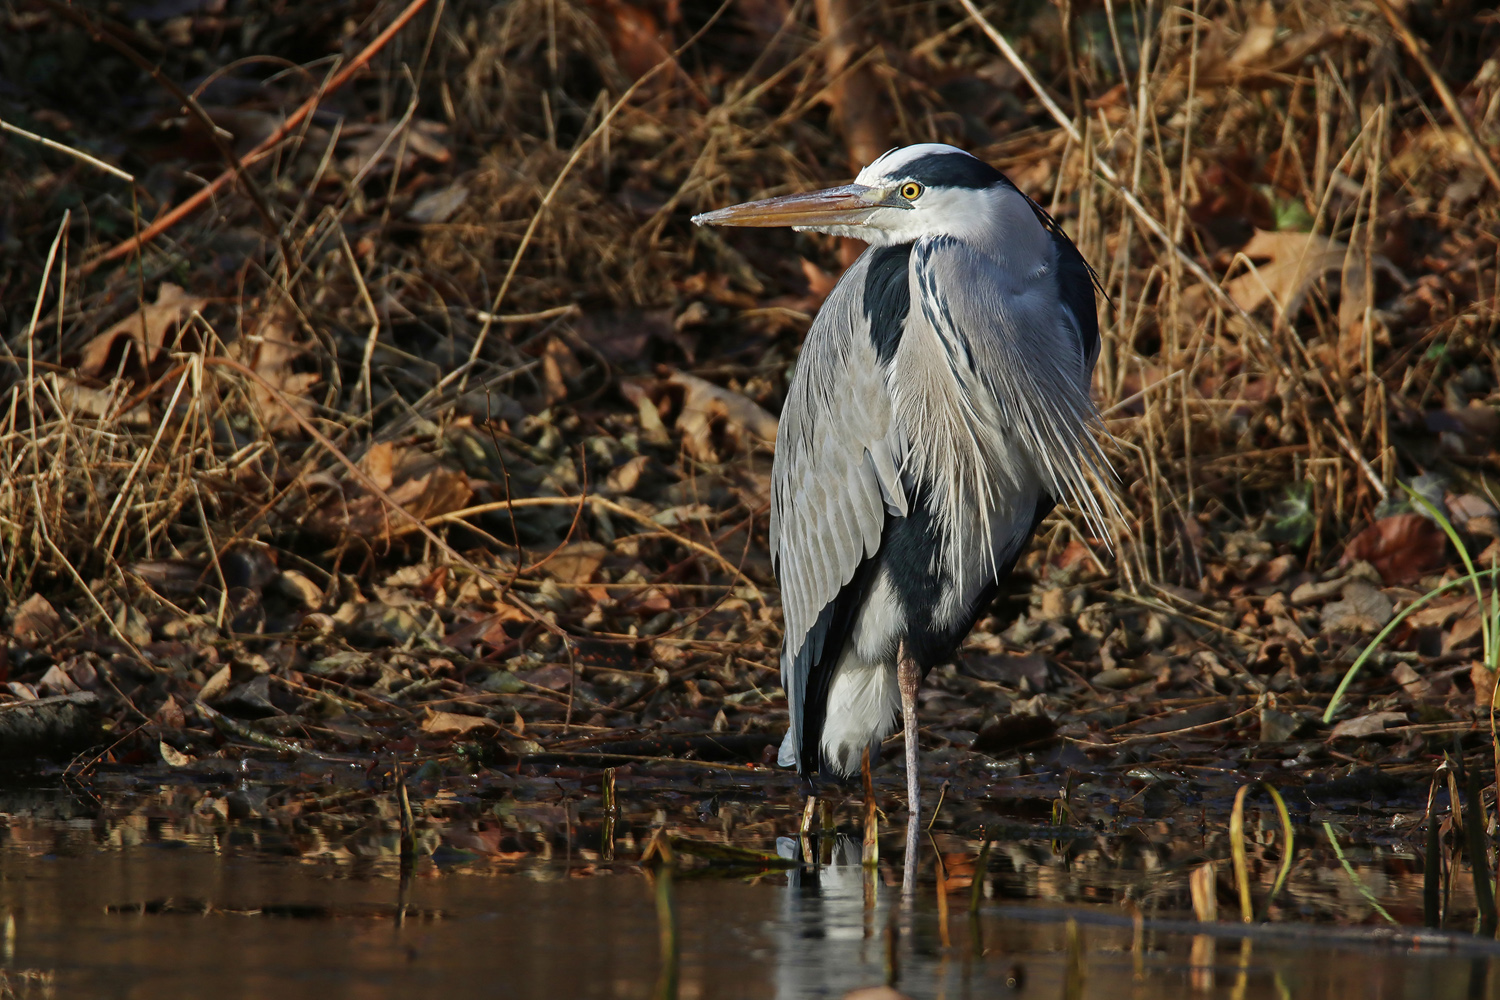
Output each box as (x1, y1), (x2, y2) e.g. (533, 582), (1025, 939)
(691, 143), (1030, 248)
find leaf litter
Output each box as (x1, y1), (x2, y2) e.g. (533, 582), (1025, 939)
(0, 0), (1499, 940)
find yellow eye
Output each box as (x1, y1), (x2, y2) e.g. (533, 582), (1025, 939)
(899, 181), (923, 201)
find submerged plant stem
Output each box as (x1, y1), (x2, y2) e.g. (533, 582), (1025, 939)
(653, 865), (679, 1000)
(1464, 766), (1497, 936)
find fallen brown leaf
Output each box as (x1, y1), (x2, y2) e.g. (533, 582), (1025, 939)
(1226, 0), (1277, 68)
(310, 443), (474, 541)
(606, 454), (651, 494)
(155, 694), (186, 729)
(667, 370), (778, 463)
(1320, 581), (1394, 633)
(37, 665), (79, 696)
(543, 542), (608, 584)
(540, 337), (582, 407)
(1339, 514), (1447, 585)
(1225, 230), (1348, 316)
(12, 594), (61, 644)
(588, 0), (675, 83)
(444, 605), (528, 654)
(76, 283), (206, 377)
(159, 740), (192, 767)
(1472, 663), (1498, 713)
(1329, 711), (1407, 739)
(337, 119), (450, 177)
(230, 307), (320, 434)
(198, 664), (234, 703)
(797, 257), (839, 310)
(364, 441), (399, 491)
(1392, 662), (1432, 701)
(1192, 2), (1343, 88)
(421, 710), (501, 736)
(407, 182), (469, 224)
(1408, 596), (1473, 629)
(53, 378), (150, 426)
(1444, 612), (1486, 653)
(619, 379), (672, 445)
(1223, 230), (1404, 344)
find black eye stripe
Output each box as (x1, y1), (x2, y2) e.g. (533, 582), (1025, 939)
(885, 152), (1008, 191)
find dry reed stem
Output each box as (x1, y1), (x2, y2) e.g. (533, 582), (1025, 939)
(0, 118), (134, 183)
(957, 0), (1271, 350)
(80, 0), (435, 272)
(457, 0), (735, 385)
(1372, 0), (1500, 196)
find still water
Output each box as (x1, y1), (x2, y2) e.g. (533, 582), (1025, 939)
(3, 817), (1496, 999)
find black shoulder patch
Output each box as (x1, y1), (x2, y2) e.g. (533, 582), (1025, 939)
(862, 243), (912, 364)
(899, 152), (1008, 191)
(1051, 231), (1100, 365)
(1007, 187), (1101, 366)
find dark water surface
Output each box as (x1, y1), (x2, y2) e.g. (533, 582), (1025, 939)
(4, 811), (1498, 999)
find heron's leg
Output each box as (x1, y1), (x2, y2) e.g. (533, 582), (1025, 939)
(898, 644), (921, 900)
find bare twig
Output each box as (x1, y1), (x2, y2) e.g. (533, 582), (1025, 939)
(954, 0), (1275, 351)
(0, 118), (134, 182)
(454, 0), (734, 384)
(81, 0), (434, 272)
(1371, 0), (1500, 196)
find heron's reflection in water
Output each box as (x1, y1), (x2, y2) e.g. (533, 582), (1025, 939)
(773, 833), (895, 999)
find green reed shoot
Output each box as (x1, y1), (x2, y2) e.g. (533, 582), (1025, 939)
(1229, 782), (1296, 922)
(1325, 486), (1500, 722)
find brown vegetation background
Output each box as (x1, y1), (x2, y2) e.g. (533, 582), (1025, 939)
(1, 0), (1499, 795)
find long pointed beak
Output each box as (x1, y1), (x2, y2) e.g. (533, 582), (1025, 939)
(691, 184), (883, 230)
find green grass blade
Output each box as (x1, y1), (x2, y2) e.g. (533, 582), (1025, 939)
(1401, 483), (1489, 666)
(1323, 568), (1500, 723)
(1230, 785), (1253, 922)
(1491, 550), (1498, 673)
(1262, 782), (1295, 913)
(1322, 822), (1398, 925)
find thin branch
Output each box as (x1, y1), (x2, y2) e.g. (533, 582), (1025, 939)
(79, 0), (434, 273)
(0, 118), (134, 182)
(1372, 0), (1500, 196)
(954, 0), (1276, 354)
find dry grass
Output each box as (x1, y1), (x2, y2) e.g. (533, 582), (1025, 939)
(0, 0), (1498, 764)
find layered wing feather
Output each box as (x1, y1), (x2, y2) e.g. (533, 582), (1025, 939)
(900, 235), (1115, 548)
(771, 251), (907, 772)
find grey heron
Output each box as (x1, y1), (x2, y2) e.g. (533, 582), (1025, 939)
(693, 143), (1114, 888)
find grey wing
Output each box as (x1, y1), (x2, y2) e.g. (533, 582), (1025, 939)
(772, 260), (907, 770)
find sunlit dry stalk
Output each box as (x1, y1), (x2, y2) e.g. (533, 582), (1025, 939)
(94, 368), (193, 558)
(82, 0), (436, 272)
(457, 0), (735, 385)
(958, 0), (1264, 338)
(1372, 0), (1500, 195)
(0, 118), (134, 182)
